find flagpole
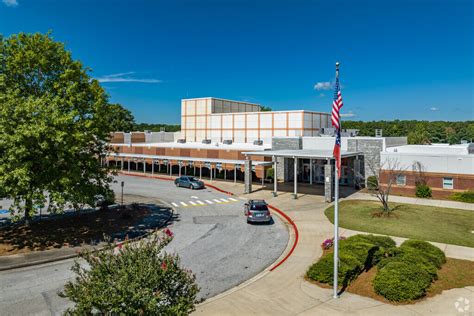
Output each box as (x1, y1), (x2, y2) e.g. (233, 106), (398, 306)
(333, 61), (340, 299)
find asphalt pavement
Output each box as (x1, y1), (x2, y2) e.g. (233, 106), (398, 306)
(0, 175), (289, 314)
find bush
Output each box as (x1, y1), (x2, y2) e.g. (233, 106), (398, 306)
(400, 239), (446, 268)
(307, 253), (363, 286)
(61, 231), (199, 315)
(450, 190), (474, 203)
(415, 184), (432, 198)
(377, 248), (438, 281)
(266, 167), (275, 181)
(374, 261), (432, 301)
(367, 176), (378, 190)
(344, 234), (396, 250)
(340, 241), (382, 269)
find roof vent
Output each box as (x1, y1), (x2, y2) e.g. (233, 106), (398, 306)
(253, 139), (263, 146)
(223, 139), (233, 145)
(202, 139), (211, 144)
(375, 129), (383, 137)
(177, 139), (186, 144)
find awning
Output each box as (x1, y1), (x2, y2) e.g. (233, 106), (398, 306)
(242, 149), (361, 159)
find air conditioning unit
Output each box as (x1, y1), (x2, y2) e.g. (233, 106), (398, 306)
(177, 139), (186, 144)
(253, 139), (263, 146)
(202, 139), (212, 144)
(223, 139), (233, 145)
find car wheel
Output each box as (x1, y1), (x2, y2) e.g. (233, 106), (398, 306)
(176, 182), (180, 187)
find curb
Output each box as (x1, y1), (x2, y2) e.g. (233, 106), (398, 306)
(0, 203), (174, 272)
(119, 171), (299, 272)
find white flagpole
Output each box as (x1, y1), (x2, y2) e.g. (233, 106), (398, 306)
(333, 62), (340, 299)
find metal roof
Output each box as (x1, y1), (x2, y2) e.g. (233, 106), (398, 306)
(242, 149), (361, 159)
(108, 153), (273, 166)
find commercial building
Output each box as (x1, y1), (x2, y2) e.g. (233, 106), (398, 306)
(379, 143), (474, 198)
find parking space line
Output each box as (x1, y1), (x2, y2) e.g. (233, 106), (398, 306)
(205, 200), (213, 204)
(196, 200), (205, 205)
(220, 198), (229, 203)
(180, 202), (188, 207)
(213, 199), (222, 203)
(189, 201), (197, 206)
(171, 202), (179, 207)
(229, 198), (238, 202)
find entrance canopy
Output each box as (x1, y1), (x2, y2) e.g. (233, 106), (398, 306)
(242, 149), (361, 159)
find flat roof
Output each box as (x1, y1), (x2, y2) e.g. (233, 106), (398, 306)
(384, 144), (472, 156)
(181, 97), (261, 106)
(113, 142), (271, 150)
(109, 153), (273, 166)
(210, 109), (330, 116)
(242, 149), (361, 159)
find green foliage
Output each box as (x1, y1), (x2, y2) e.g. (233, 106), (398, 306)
(450, 190), (474, 203)
(343, 120), (474, 145)
(266, 167), (274, 180)
(340, 241), (382, 269)
(260, 105), (272, 112)
(374, 261), (433, 301)
(105, 103), (135, 132)
(377, 247), (438, 280)
(415, 184), (432, 198)
(344, 234), (396, 250)
(133, 123), (181, 132)
(0, 32), (115, 221)
(61, 231), (199, 315)
(367, 176), (378, 190)
(307, 253), (363, 286)
(400, 240), (446, 268)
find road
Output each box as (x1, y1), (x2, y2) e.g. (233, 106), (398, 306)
(0, 175), (289, 314)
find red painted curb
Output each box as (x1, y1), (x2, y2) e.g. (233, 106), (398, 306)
(118, 171), (299, 271)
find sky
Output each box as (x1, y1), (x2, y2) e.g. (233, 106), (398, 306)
(1, 0), (473, 124)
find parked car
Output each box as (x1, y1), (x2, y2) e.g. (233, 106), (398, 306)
(174, 176), (205, 190)
(244, 199), (272, 224)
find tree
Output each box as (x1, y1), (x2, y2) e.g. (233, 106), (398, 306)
(61, 230), (199, 315)
(0, 32), (114, 224)
(260, 105), (272, 112)
(105, 103), (135, 132)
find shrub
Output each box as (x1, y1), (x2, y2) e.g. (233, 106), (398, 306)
(61, 231), (199, 315)
(374, 261), (432, 301)
(377, 247), (438, 281)
(344, 234), (396, 250)
(367, 176), (378, 190)
(400, 239), (446, 268)
(321, 236), (346, 250)
(415, 184), (432, 198)
(266, 167), (275, 181)
(307, 253), (363, 286)
(450, 190), (474, 203)
(340, 241), (382, 269)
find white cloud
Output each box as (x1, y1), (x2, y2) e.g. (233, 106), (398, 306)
(429, 107), (439, 111)
(2, 0), (18, 7)
(314, 81), (332, 91)
(341, 111), (356, 118)
(318, 93), (325, 98)
(96, 72), (162, 83)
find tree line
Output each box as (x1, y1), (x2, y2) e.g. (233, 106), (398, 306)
(342, 120), (474, 145)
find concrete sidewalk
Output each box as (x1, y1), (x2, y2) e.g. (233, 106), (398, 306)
(345, 191), (474, 211)
(193, 181), (474, 316)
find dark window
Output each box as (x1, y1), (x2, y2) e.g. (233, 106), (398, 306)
(250, 204), (268, 211)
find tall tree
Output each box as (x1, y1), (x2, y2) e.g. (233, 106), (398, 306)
(0, 32), (114, 224)
(105, 103), (135, 132)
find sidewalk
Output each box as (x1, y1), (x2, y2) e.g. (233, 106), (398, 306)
(192, 180), (474, 316)
(345, 192), (474, 211)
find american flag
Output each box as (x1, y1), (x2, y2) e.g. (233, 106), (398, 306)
(332, 76), (343, 178)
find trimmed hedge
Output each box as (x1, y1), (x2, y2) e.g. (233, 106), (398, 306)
(374, 261), (432, 301)
(400, 240), (446, 268)
(340, 241), (381, 269)
(450, 190), (474, 203)
(344, 234), (396, 249)
(307, 253), (363, 286)
(415, 184), (432, 198)
(377, 248), (438, 281)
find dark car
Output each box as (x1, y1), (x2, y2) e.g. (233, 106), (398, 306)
(174, 176), (205, 190)
(244, 199), (272, 224)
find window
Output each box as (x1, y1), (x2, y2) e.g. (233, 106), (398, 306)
(443, 177), (454, 189)
(396, 175), (406, 186)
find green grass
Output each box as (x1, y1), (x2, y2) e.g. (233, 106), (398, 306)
(325, 200), (474, 248)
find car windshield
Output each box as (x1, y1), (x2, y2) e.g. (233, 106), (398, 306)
(250, 204), (268, 211)
(187, 177), (197, 182)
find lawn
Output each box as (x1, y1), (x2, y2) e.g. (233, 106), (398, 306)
(325, 200), (474, 247)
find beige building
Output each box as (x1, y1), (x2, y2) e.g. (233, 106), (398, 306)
(181, 97), (331, 144)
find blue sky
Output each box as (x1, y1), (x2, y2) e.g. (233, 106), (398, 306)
(1, 0), (472, 123)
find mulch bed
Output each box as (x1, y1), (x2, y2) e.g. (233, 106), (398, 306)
(0, 206), (150, 256)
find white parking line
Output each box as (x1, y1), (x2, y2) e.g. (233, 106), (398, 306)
(191, 196), (198, 199)
(205, 200), (213, 204)
(189, 201), (197, 206)
(171, 202), (179, 207)
(220, 198), (229, 203)
(196, 200), (205, 205)
(213, 199), (222, 203)
(180, 202), (188, 207)
(229, 198), (238, 202)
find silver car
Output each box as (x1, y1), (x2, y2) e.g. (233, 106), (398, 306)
(244, 200), (272, 224)
(174, 176), (205, 190)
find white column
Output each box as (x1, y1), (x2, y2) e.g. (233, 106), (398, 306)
(210, 166), (213, 181)
(310, 159), (313, 185)
(121, 158), (124, 171)
(128, 159), (130, 172)
(143, 160), (146, 173)
(234, 165), (237, 183)
(224, 168), (227, 181)
(273, 156), (278, 196)
(178, 164), (181, 177)
(200, 165), (202, 179)
(152, 160), (154, 175)
(293, 157), (298, 199)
